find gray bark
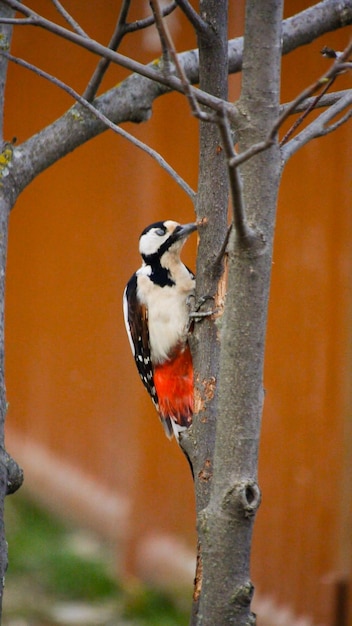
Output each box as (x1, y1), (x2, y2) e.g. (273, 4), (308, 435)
(187, 0), (229, 622)
(5, 0), (352, 196)
(196, 0), (283, 624)
(0, 4), (24, 615)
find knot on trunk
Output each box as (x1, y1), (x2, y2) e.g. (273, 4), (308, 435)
(0, 448), (24, 495)
(230, 579), (254, 607)
(223, 480), (261, 518)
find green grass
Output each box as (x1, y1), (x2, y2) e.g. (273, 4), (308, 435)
(124, 586), (189, 626)
(5, 495), (117, 600)
(4, 494), (189, 625)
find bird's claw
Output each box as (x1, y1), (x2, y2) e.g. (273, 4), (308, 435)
(187, 295), (217, 325)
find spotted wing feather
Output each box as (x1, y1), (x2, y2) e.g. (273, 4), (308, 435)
(123, 274), (158, 402)
(124, 277), (176, 440)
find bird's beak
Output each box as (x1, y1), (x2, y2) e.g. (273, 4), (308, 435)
(176, 222), (197, 239)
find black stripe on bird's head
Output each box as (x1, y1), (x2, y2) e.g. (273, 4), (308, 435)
(139, 220), (197, 264)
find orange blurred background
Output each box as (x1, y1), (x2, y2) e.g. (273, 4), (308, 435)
(3, 2), (352, 625)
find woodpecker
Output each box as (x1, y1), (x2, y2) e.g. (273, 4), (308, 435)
(123, 219), (197, 440)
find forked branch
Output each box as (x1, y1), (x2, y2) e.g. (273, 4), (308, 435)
(149, 0), (210, 121)
(2, 50), (196, 200)
(280, 41), (352, 146)
(50, 0), (89, 38)
(282, 89), (352, 161)
(84, 1), (177, 102)
(175, 0), (209, 36)
(229, 40), (352, 168)
(281, 41), (352, 160)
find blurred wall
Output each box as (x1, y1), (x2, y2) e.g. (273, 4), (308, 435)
(3, 2), (352, 625)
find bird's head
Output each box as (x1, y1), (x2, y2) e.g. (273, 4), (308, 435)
(139, 220), (197, 264)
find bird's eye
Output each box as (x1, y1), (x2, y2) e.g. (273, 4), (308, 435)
(155, 227), (166, 236)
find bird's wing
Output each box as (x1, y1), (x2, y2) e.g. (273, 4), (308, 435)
(123, 274), (175, 439)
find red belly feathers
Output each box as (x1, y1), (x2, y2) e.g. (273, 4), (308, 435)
(154, 345), (194, 428)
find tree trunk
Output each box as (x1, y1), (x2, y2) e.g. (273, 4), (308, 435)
(0, 4), (23, 615)
(197, 1), (283, 624)
(0, 194), (12, 614)
(187, 1), (229, 623)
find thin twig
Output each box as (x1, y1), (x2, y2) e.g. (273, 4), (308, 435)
(230, 40), (352, 168)
(2, 51), (196, 201)
(277, 40), (352, 130)
(83, 0), (131, 102)
(228, 139), (272, 169)
(50, 0), (88, 38)
(0, 0), (178, 89)
(0, 0), (225, 114)
(149, 0), (210, 121)
(338, 62), (352, 71)
(325, 107), (352, 132)
(83, 1), (177, 102)
(146, 0), (259, 248)
(3, 0), (350, 172)
(217, 107), (252, 242)
(149, 1), (172, 70)
(212, 224), (233, 273)
(277, 39), (352, 145)
(282, 89), (352, 161)
(280, 89), (351, 114)
(280, 76), (336, 145)
(175, 0), (209, 36)
(124, 1), (177, 33)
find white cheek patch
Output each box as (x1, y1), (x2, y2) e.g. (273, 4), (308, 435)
(138, 221), (180, 258)
(139, 231), (167, 257)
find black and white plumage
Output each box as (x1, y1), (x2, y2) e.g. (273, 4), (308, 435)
(123, 219), (197, 439)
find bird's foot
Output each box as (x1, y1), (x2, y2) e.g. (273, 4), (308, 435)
(187, 295), (217, 325)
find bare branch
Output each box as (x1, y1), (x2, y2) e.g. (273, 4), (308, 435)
(282, 0), (352, 54)
(228, 138), (273, 169)
(280, 89), (351, 114)
(1, 0), (351, 195)
(230, 41), (352, 168)
(1, 0), (351, 80)
(325, 106), (352, 131)
(0, 17), (31, 25)
(277, 40), (351, 137)
(282, 89), (352, 161)
(149, 0), (210, 121)
(278, 39), (352, 158)
(0, 2), (14, 145)
(124, 1), (177, 33)
(83, 1), (177, 102)
(280, 39), (352, 145)
(0, 0), (226, 114)
(0, 0), (350, 120)
(148, 3), (258, 250)
(0, 0), (178, 89)
(279, 76), (335, 145)
(83, 1), (131, 102)
(175, 0), (209, 36)
(216, 107), (252, 242)
(50, 0), (89, 38)
(2, 51), (196, 201)
(149, 0), (172, 69)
